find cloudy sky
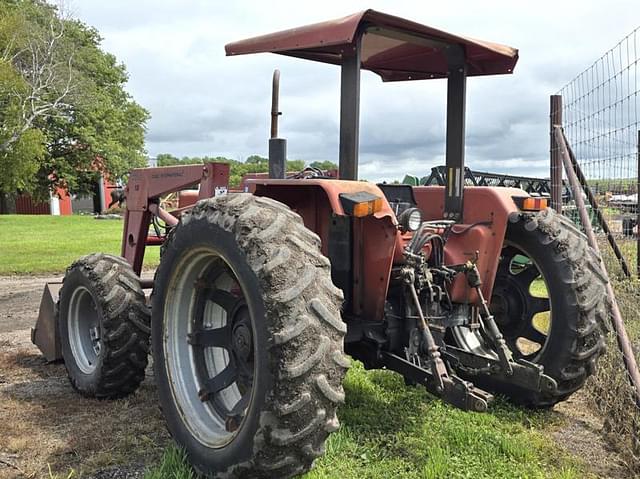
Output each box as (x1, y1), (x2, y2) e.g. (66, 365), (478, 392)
(72, 0), (638, 182)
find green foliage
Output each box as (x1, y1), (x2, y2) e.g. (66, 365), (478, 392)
(0, 0), (149, 199)
(0, 128), (44, 193)
(244, 154), (265, 165)
(0, 16), (46, 194)
(288, 159), (305, 171)
(310, 160), (338, 171)
(42, 17), (149, 196)
(0, 57), (25, 128)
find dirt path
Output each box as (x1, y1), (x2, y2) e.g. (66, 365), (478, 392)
(0, 275), (168, 479)
(0, 275), (61, 334)
(0, 275), (630, 478)
(553, 394), (628, 478)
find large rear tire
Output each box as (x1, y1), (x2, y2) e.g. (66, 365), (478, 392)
(151, 193), (349, 478)
(451, 208), (609, 406)
(493, 209), (608, 406)
(58, 253), (150, 398)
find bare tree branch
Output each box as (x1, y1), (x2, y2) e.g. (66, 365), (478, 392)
(1, 2), (76, 153)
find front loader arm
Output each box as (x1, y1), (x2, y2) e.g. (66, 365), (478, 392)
(122, 163), (230, 274)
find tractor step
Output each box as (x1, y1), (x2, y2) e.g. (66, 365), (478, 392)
(380, 350), (493, 412)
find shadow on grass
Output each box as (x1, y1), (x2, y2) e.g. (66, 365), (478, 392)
(342, 360), (557, 438)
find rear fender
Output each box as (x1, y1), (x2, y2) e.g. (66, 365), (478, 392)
(247, 179), (398, 321)
(413, 186), (528, 303)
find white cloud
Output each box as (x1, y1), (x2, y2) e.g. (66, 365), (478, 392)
(73, 0), (639, 181)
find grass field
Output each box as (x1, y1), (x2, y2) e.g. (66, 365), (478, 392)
(0, 215), (159, 274)
(1, 215), (587, 478)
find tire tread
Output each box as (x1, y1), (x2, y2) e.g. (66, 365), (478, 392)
(519, 209), (609, 406)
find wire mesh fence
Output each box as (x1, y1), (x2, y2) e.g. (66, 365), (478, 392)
(554, 26), (640, 473)
(556, 26), (639, 277)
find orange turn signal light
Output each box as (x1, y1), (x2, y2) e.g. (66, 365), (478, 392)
(339, 192), (384, 217)
(352, 197), (384, 217)
(514, 196), (548, 211)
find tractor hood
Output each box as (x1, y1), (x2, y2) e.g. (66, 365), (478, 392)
(225, 9), (519, 81)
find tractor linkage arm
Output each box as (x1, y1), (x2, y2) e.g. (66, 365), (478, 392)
(371, 253), (558, 412)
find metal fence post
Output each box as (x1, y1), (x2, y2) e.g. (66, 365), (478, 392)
(550, 95), (563, 212)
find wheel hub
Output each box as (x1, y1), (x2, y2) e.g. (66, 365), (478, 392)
(164, 254), (257, 448)
(232, 314), (252, 361)
(490, 276), (527, 336)
(68, 286), (102, 374)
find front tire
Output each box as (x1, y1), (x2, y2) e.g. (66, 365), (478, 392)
(58, 253), (150, 398)
(151, 194), (349, 478)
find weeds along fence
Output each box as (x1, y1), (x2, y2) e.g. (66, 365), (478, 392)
(553, 26), (640, 472)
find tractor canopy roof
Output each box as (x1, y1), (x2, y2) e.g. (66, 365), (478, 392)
(225, 9), (519, 81)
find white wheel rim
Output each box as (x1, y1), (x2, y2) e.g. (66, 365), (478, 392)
(163, 247), (254, 448)
(68, 286), (102, 374)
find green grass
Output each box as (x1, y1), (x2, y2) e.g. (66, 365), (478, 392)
(529, 278), (547, 298)
(147, 363), (587, 479)
(144, 447), (195, 479)
(0, 215), (159, 274)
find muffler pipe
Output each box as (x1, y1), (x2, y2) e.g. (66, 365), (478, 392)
(269, 69), (286, 179)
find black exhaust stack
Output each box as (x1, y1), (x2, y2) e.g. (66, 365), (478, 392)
(269, 69), (286, 179)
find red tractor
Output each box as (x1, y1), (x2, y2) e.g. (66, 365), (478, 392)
(33, 10), (609, 478)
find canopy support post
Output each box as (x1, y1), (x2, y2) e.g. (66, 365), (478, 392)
(339, 38), (361, 181)
(444, 45), (467, 221)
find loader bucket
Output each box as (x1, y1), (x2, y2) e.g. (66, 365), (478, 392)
(31, 282), (63, 362)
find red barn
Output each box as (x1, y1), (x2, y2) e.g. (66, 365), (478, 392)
(14, 187), (72, 215)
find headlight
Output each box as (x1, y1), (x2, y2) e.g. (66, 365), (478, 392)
(398, 207), (422, 232)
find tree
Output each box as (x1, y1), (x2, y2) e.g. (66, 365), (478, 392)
(156, 153), (180, 166)
(0, 0), (149, 201)
(0, 48), (44, 194)
(245, 154), (267, 165)
(287, 159), (305, 171)
(309, 160), (338, 171)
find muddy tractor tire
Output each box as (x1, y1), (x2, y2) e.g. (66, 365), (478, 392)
(486, 208), (609, 406)
(151, 194), (349, 478)
(58, 253), (150, 399)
